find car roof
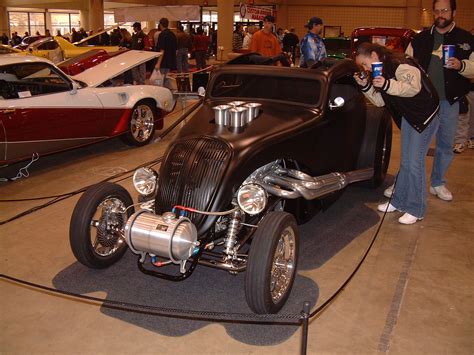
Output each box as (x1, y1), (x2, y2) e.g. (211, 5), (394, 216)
(0, 54), (51, 66)
(351, 27), (415, 37)
(27, 37), (55, 49)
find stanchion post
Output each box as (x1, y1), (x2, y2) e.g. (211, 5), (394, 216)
(301, 301), (310, 355)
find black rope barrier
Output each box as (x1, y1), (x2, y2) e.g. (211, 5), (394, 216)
(0, 99), (203, 226)
(0, 100), (200, 203)
(0, 187), (395, 352)
(0, 93), (398, 353)
(308, 176), (397, 319)
(0, 195), (392, 354)
(0, 274), (302, 325)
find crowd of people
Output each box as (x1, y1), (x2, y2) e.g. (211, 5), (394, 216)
(231, 17), (302, 64)
(1, 28), (88, 46)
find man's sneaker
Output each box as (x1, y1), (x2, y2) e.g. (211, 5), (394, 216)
(384, 184), (395, 198)
(398, 213), (423, 225)
(453, 143), (465, 153)
(429, 185), (453, 201)
(467, 139), (474, 149)
(377, 202), (399, 212)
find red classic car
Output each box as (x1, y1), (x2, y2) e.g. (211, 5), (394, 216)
(0, 51), (175, 166)
(351, 27), (416, 58)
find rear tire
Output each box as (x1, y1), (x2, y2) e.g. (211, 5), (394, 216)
(245, 212), (299, 314)
(122, 100), (156, 146)
(357, 106), (392, 187)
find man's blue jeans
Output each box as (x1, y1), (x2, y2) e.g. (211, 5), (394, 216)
(431, 100), (459, 187)
(176, 48), (189, 73)
(391, 116), (439, 218)
(159, 68), (171, 89)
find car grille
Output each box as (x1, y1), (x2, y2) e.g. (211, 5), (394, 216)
(155, 137), (231, 227)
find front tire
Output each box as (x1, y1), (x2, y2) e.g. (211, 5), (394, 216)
(245, 212), (299, 314)
(122, 101), (156, 146)
(69, 182), (134, 269)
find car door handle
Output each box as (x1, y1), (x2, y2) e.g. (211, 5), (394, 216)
(1, 109), (16, 114)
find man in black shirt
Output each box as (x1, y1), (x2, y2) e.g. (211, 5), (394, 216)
(131, 22), (146, 84)
(155, 17), (177, 88)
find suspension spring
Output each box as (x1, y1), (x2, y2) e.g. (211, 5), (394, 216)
(224, 209), (242, 256)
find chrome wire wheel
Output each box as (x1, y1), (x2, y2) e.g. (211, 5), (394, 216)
(70, 182), (134, 269)
(89, 197), (127, 257)
(130, 104), (155, 143)
(245, 211), (299, 314)
(270, 226), (296, 303)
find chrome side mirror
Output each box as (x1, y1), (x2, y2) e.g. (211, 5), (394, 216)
(70, 81), (79, 95)
(329, 97), (345, 110)
(197, 86), (206, 97)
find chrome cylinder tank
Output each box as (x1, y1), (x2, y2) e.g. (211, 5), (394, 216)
(125, 211), (197, 263)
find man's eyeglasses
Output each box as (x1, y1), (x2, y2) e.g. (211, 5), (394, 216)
(433, 8), (451, 15)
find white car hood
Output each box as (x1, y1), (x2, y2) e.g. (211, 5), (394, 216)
(74, 50), (160, 87)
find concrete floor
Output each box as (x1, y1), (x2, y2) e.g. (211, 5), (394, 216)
(1, 100), (473, 354)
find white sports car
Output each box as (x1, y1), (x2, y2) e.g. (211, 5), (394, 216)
(0, 51), (175, 166)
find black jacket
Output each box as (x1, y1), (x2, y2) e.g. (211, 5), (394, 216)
(410, 24), (473, 104)
(361, 58), (439, 133)
(131, 30), (145, 50)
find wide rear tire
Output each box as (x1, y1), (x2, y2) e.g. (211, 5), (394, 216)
(357, 106), (392, 187)
(245, 212), (299, 314)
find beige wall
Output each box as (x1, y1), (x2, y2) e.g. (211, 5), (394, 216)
(288, 5), (406, 38)
(281, 0), (474, 38)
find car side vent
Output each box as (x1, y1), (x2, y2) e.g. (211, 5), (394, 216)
(155, 137), (231, 226)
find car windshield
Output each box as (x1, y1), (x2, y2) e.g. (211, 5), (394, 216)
(210, 73), (322, 106)
(0, 62), (71, 99)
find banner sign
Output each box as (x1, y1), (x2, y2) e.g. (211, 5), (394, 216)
(114, 5), (200, 22)
(239, 3), (275, 21)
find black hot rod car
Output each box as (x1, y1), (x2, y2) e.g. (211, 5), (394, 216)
(69, 57), (392, 314)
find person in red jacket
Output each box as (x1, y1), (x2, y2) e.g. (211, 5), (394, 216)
(193, 27), (210, 70)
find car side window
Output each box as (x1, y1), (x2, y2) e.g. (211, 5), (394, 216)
(211, 73), (322, 106)
(330, 75), (359, 99)
(37, 40), (59, 50)
(0, 62), (70, 99)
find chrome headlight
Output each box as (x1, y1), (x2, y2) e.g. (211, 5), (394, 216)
(237, 184), (267, 215)
(133, 167), (158, 196)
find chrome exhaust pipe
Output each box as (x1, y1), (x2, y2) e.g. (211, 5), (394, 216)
(261, 167), (373, 200)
